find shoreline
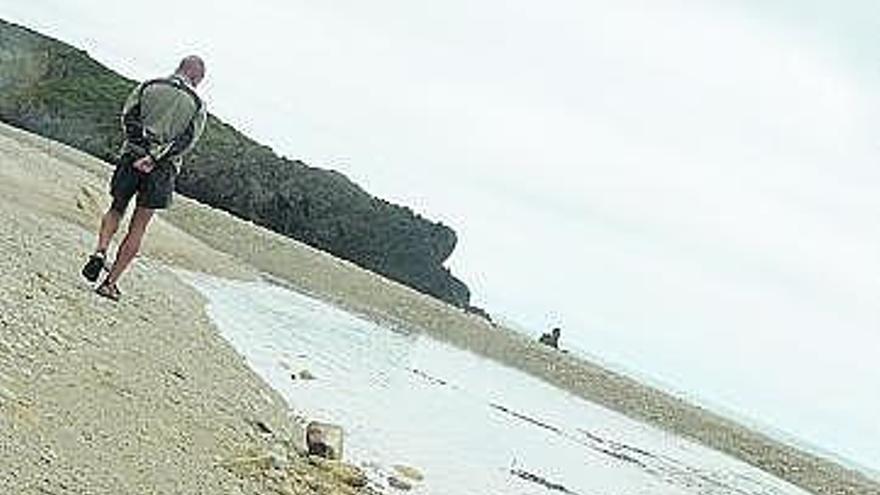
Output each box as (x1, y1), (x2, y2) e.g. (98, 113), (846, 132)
(532, 335), (880, 483)
(2, 121), (878, 495)
(159, 171), (879, 494)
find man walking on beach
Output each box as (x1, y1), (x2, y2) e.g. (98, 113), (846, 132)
(81, 56), (207, 301)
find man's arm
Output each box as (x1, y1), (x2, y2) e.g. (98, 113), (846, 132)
(120, 82), (160, 172)
(120, 84), (141, 126)
(157, 103), (207, 165)
(120, 83), (147, 150)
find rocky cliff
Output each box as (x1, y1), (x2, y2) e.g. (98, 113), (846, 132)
(0, 18), (471, 307)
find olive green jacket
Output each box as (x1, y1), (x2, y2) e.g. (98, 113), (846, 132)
(119, 74), (207, 168)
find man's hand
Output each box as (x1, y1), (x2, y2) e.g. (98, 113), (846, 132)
(132, 155), (156, 173)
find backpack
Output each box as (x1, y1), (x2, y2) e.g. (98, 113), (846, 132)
(122, 76), (203, 161)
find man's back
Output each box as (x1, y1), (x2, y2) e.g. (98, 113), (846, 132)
(121, 75), (206, 165)
(139, 79), (200, 144)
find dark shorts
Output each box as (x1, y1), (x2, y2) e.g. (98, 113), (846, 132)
(109, 152), (177, 213)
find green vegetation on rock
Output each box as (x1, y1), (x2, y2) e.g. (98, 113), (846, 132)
(0, 18), (470, 306)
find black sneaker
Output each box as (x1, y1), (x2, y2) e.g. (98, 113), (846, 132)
(81, 253), (106, 282)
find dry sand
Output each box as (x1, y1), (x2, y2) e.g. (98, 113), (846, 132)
(0, 121), (877, 495)
(0, 123), (372, 494)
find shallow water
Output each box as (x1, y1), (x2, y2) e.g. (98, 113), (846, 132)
(181, 272), (811, 495)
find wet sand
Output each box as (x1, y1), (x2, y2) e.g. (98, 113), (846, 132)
(0, 121), (876, 495)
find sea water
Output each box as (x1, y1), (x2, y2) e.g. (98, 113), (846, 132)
(180, 272), (812, 495)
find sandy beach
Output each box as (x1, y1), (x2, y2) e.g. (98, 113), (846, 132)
(0, 123), (371, 494)
(0, 121), (877, 495)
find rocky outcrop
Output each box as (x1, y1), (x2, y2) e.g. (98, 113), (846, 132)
(0, 18), (470, 306)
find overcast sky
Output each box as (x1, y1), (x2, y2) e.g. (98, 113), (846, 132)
(4, 0), (880, 474)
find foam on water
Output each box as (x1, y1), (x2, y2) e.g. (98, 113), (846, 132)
(180, 271), (812, 495)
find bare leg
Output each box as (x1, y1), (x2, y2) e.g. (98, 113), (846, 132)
(95, 208), (123, 253)
(104, 207), (155, 286)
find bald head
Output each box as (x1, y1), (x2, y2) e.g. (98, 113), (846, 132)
(176, 55), (205, 87)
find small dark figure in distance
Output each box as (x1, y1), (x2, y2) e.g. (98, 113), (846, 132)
(538, 327), (561, 349)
